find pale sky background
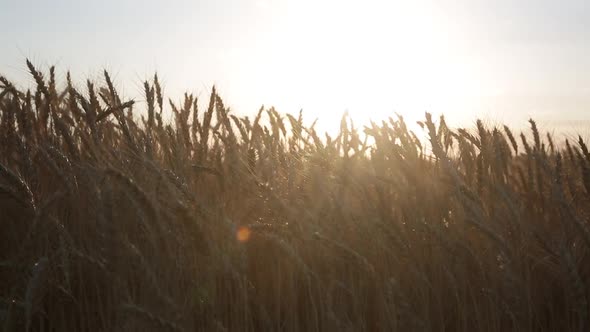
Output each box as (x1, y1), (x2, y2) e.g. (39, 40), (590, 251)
(1, 0), (589, 133)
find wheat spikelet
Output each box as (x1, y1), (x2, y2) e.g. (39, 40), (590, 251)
(25, 60), (49, 99)
(528, 119), (541, 152)
(503, 125), (518, 155)
(153, 73), (164, 113)
(0, 161), (35, 210)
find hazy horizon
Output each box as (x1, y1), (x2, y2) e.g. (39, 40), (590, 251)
(1, 0), (589, 132)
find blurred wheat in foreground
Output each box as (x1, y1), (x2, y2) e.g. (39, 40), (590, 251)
(1, 61), (590, 331)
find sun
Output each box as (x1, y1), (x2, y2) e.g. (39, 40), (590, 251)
(247, 0), (483, 133)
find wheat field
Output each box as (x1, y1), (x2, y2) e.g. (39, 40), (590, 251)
(1, 61), (589, 331)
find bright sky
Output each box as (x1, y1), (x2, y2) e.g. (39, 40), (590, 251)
(1, 0), (589, 132)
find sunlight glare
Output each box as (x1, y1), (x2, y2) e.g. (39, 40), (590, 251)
(251, 0), (484, 133)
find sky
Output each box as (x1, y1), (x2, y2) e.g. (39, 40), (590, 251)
(1, 0), (589, 133)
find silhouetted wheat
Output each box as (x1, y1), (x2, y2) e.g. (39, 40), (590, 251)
(1, 61), (589, 331)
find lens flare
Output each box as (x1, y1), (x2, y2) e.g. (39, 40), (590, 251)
(236, 226), (251, 243)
